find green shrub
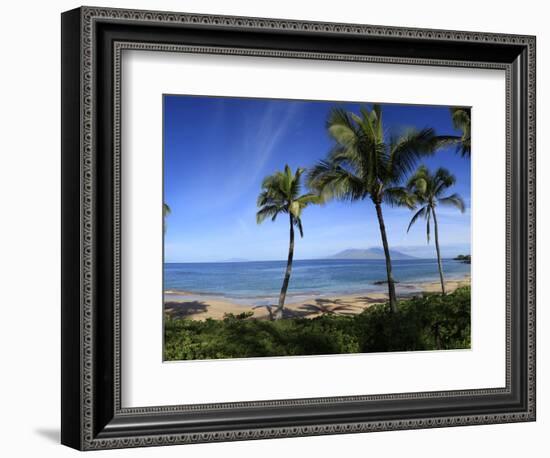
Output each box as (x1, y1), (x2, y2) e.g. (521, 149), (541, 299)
(164, 286), (471, 361)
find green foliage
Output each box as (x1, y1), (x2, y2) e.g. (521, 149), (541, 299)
(354, 286), (471, 352)
(406, 165), (465, 242)
(450, 107), (471, 157)
(307, 105), (441, 206)
(436, 107), (471, 158)
(163, 203), (171, 234)
(256, 164), (322, 237)
(164, 287), (471, 361)
(454, 254), (471, 264)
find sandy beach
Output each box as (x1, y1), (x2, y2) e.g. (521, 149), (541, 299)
(164, 275), (471, 321)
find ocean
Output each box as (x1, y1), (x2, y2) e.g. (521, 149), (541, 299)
(164, 259), (470, 305)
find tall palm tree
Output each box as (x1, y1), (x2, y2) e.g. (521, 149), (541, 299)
(308, 105), (440, 312)
(257, 165), (322, 320)
(163, 203), (171, 234)
(406, 166), (465, 295)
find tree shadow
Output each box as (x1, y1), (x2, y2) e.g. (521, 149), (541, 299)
(253, 296), (388, 319)
(354, 296), (388, 305)
(294, 297), (368, 317)
(252, 304), (277, 320)
(253, 303), (331, 319)
(164, 301), (209, 319)
(282, 307), (318, 318)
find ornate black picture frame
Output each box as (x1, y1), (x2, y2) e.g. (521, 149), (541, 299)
(61, 6), (536, 450)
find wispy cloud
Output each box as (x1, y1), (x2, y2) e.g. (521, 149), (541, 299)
(209, 103), (304, 209)
(246, 102), (302, 175)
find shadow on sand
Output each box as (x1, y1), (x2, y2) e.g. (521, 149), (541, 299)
(285, 296), (386, 318)
(164, 295), (388, 320)
(165, 301), (209, 319)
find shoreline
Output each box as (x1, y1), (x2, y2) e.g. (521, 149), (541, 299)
(164, 275), (471, 321)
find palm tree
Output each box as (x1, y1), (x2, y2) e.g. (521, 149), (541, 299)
(257, 165), (322, 320)
(406, 166), (465, 295)
(443, 107), (471, 157)
(308, 105), (440, 312)
(163, 203), (171, 234)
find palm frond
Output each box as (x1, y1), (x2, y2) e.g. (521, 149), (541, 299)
(295, 217), (304, 238)
(328, 134), (378, 181)
(438, 193), (466, 212)
(388, 128), (438, 183)
(451, 107), (471, 132)
(295, 193), (324, 206)
(256, 189), (281, 208)
(256, 204), (284, 224)
(163, 203), (171, 234)
(259, 175), (285, 202)
(407, 165), (430, 195)
(383, 186), (416, 209)
(307, 160), (366, 202)
(289, 167), (305, 199)
(371, 104), (383, 139)
(435, 134), (461, 146)
(257, 170), (288, 224)
(407, 206), (428, 233)
(280, 164), (293, 197)
(433, 168), (456, 196)
(449, 107), (471, 157)
(326, 108), (360, 147)
(356, 106), (378, 142)
(327, 106), (385, 184)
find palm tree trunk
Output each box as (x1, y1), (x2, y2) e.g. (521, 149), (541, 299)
(275, 214), (295, 320)
(431, 206), (446, 295)
(374, 202), (398, 313)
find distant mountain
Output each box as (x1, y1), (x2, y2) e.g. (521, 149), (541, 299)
(328, 248), (417, 260)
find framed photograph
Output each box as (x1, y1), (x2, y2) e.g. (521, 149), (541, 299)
(61, 6), (536, 450)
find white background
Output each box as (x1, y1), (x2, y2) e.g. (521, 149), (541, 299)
(123, 52), (506, 406)
(0, 0), (546, 457)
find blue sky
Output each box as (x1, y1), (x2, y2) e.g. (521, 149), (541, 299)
(164, 95), (471, 262)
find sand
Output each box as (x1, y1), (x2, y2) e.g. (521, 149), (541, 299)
(164, 275), (471, 321)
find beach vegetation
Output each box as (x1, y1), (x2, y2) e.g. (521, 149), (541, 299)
(164, 286), (471, 360)
(454, 254), (471, 264)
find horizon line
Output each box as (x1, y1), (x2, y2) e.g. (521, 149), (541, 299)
(165, 255), (470, 264)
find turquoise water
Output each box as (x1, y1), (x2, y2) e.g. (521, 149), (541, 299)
(164, 259), (470, 305)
